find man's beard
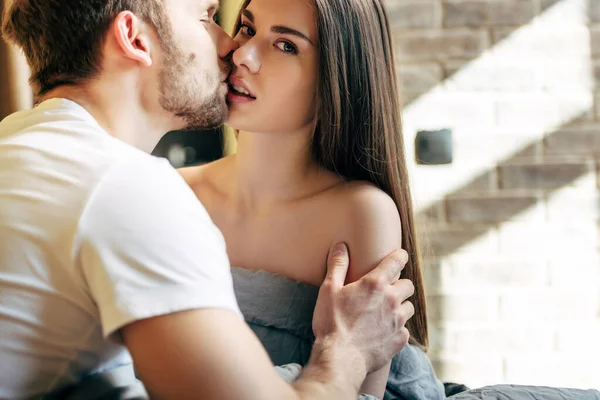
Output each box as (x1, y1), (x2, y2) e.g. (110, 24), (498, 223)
(157, 33), (228, 131)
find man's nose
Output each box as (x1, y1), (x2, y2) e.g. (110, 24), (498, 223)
(216, 25), (239, 60)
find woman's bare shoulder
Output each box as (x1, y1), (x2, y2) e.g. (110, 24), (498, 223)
(326, 180), (402, 282)
(329, 180), (398, 218)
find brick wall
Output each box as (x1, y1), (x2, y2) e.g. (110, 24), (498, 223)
(388, 0), (600, 389)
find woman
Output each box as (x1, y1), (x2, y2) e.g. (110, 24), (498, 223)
(181, 0), (442, 398)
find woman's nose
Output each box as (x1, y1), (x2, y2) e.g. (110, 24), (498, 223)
(232, 41), (261, 73)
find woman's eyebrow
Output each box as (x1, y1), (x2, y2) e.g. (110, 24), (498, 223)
(271, 26), (313, 45)
(242, 9), (314, 46)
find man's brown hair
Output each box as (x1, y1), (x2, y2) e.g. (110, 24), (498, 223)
(2, 0), (164, 96)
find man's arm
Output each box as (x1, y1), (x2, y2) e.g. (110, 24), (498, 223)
(122, 308), (360, 400)
(122, 309), (295, 400)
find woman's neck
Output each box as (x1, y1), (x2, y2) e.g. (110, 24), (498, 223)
(231, 129), (329, 212)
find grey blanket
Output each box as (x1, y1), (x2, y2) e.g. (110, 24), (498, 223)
(449, 385), (600, 400)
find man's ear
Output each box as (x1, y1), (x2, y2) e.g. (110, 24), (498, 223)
(112, 11), (153, 67)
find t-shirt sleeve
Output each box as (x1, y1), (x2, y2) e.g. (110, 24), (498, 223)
(76, 156), (241, 339)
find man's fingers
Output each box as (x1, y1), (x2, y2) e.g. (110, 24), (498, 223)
(392, 278), (415, 301)
(366, 249), (408, 284)
(324, 242), (350, 289)
(397, 327), (410, 350)
(398, 300), (415, 322)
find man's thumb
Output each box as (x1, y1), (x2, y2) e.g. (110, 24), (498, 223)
(325, 242), (350, 288)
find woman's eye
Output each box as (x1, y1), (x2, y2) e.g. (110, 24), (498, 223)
(240, 24), (256, 36)
(276, 41), (297, 54)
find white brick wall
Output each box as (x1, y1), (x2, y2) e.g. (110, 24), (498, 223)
(390, 0), (600, 390)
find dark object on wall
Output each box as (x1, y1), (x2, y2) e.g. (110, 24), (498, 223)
(415, 128), (453, 165)
(152, 128), (225, 167)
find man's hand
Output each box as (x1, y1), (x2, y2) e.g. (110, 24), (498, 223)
(312, 242), (415, 374)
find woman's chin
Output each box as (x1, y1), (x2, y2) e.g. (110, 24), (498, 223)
(224, 107), (251, 130)
(224, 113), (244, 131)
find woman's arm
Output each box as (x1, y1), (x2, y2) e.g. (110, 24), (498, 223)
(334, 183), (405, 399)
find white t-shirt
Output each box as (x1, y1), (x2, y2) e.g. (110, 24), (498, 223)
(0, 98), (241, 398)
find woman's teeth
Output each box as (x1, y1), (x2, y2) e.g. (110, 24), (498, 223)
(232, 84), (251, 96)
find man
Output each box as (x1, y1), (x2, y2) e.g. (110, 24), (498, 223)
(0, 0), (415, 399)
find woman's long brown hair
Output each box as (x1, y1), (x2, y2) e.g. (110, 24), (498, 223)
(233, 0), (428, 350)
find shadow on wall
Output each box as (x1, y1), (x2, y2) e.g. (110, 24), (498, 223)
(397, 0), (598, 257)
(393, 0), (573, 106)
(420, 110), (599, 260)
(406, 0), (599, 387)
